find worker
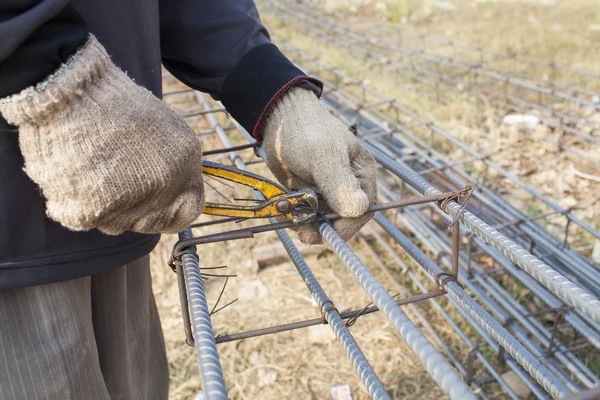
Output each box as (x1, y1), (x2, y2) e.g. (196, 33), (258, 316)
(0, 0), (377, 398)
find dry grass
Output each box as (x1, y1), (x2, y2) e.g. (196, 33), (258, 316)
(311, 0), (600, 71)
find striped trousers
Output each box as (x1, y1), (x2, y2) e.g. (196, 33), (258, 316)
(0, 255), (168, 400)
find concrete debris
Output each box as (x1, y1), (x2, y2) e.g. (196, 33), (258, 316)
(237, 279), (269, 301)
(474, 0), (555, 4)
(430, 1), (457, 11)
(258, 368), (278, 386)
(330, 384), (353, 400)
(308, 324), (336, 345)
(252, 240), (329, 268)
(592, 241), (600, 264)
(249, 351), (261, 365)
(501, 371), (532, 399)
(588, 24), (600, 32)
(502, 114), (540, 130)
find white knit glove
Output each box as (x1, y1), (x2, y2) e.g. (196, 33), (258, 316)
(0, 36), (204, 235)
(262, 87), (377, 244)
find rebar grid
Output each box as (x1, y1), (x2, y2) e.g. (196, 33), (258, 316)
(172, 107), (475, 398)
(171, 91), (584, 400)
(196, 92), (391, 400)
(304, 58), (598, 343)
(167, 84), (485, 398)
(162, 18), (600, 394)
(162, 90), (590, 399)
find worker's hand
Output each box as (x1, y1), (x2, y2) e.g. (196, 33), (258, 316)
(0, 36), (204, 235)
(262, 87), (377, 244)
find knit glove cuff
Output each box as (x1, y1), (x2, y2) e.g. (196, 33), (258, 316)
(0, 36), (110, 126)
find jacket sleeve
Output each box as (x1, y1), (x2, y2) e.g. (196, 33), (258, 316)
(159, 0), (323, 140)
(0, 0), (88, 98)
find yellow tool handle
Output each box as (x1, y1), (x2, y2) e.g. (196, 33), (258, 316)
(202, 161), (287, 200)
(202, 202), (291, 219)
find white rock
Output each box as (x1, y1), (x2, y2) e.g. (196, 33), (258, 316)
(258, 368), (278, 386)
(588, 24), (600, 31)
(592, 240), (600, 264)
(248, 351), (261, 365)
(237, 280), (269, 301)
(330, 384), (353, 400)
(502, 114), (540, 130)
(431, 1), (457, 11)
(308, 324), (336, 345)
(558, 196), (578, 209)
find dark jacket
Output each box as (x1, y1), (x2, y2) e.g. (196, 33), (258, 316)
(0, 0), (321, 288)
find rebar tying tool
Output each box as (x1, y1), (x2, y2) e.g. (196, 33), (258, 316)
(201, 160), (319, 224)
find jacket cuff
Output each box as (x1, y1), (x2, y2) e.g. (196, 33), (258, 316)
(221, 43), (323, 142)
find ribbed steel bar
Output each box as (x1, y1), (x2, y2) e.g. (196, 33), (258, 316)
(374, 214), (572, 399)
(363, 229), (525, 399)
(178, 227), (228, 400)
(376, 168), (599, 389)
(396, 204), (597, 389)
(368, 134), (600, 342)
(318, 222), (477, 400)
(362, 139), (600, 324)
(194, 91), (390, 399)
(275, 230), (390, 400)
